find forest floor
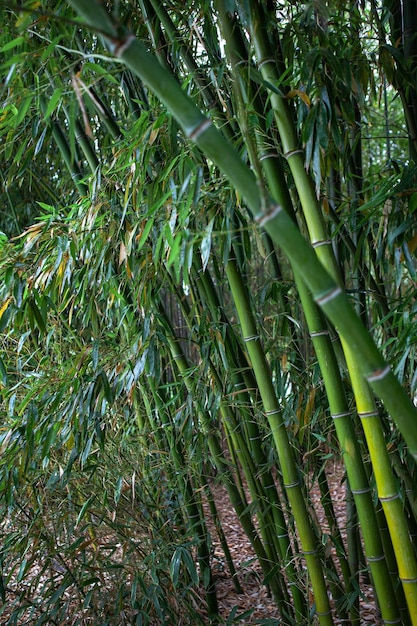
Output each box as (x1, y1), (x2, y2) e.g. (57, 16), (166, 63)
(207, 459), (382, 625)
(0, 459), (383, 625)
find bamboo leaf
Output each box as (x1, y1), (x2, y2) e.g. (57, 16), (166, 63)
(44, 88), (63, 120)
(200, 218), (214, 271)
(0, 357), (7, 385)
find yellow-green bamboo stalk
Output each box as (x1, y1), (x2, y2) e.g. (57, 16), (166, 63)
(246, 55), (402, 619)
(66, 0), (417, 466)
(246, 3), (417, 620)
(297, 275), (403, 624)
(175, 261), (306, 619)
(158, 308), (289, 612)
(344, 345), (417, 626)
(225, 255), (334, 625)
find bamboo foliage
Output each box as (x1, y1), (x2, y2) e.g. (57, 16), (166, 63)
(64, 0), (417, 461)
(1, 2), (417, 625)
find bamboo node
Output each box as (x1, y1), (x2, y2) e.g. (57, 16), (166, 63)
(350, 487), (371, 495)
(284, 148), (304, 159)
(302, 547), (319, 555)
(367, 554), (385, 562)
(265, 409), (282, 418)
(254, 203), (282, 227)
(315, 286), (342, 306)
(284, 480), (300, 489)
(400, 576), (417, 583)
(379, 493), (399, 502)
(259, 151), (280, 161)
(310, 330), (330, 338)
(259, 57), (276, 69)
(331, 411), (351, 419)
(312, 239), (331, 248)
(366, 365), (390, 382)
(187, 118), (212, 142)
(113, 34), (136, 58)
(358, 410), (379, 419)
(243, 335), (260, 343)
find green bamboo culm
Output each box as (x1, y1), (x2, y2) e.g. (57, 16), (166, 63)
(158, 308), (290, 615)
(64, 0), (417, 461)
(243, 2), (417, 620)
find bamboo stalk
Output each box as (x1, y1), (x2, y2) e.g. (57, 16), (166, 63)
(144, 374), (219, 620)
(225, 254), (333, 625)
(246, 49), (404, 620)
(344, 345), (417, 625)
(65, 0), (417, 460)
(159, 308), (289, 612)
(166, 262), (304, 619)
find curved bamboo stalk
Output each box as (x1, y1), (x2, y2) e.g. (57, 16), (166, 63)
(65, 0), (417, 462)
(246, 3), (417, 620)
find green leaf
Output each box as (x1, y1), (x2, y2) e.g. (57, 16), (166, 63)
(409, 192), (417, 213)
(200, 218), (214, 272)
(83, 62), (119, 85)
(170, 547), (198, 589)
(137, 216), (155, 250)
(99, 370), (113, 404)
(76, 495), (96, 527)
(34, 127), (47, 156)
(81, 435), (94, 467)
(44, 88), (63, 120)
(0, 358), (7, 385)
(167, 232), (182, 269)
(0, 36), (26, 52)
(114, 476), (123, 504)
(170, 547), (182, 588)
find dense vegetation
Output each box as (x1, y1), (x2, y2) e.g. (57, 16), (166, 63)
(1, 1), (417, 624)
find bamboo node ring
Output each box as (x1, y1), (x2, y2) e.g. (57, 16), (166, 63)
(350, 487), (371, 495)
(379, 493), (399, 502)
(255, 203), (282, 227)
(284, 148), (304, 159)
(113, 34), (136, 58)
(400, 576), (417, 583)
(259, 57), (275, 69)
(284, 480), (300, 489)
(260, 152), (280, 161)
(312, 239), (331, 248)
(243, 335), (259, 343)
(366, 365), (391, 382)
(358, 411), (378, 419)
(188, 118), (212, 142)
(316, 286), (342, 306)
(367, 554), (385, 562)
(331, 411), (351, 419)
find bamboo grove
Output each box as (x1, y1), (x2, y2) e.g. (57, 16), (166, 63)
(1, 1), (417, 624)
